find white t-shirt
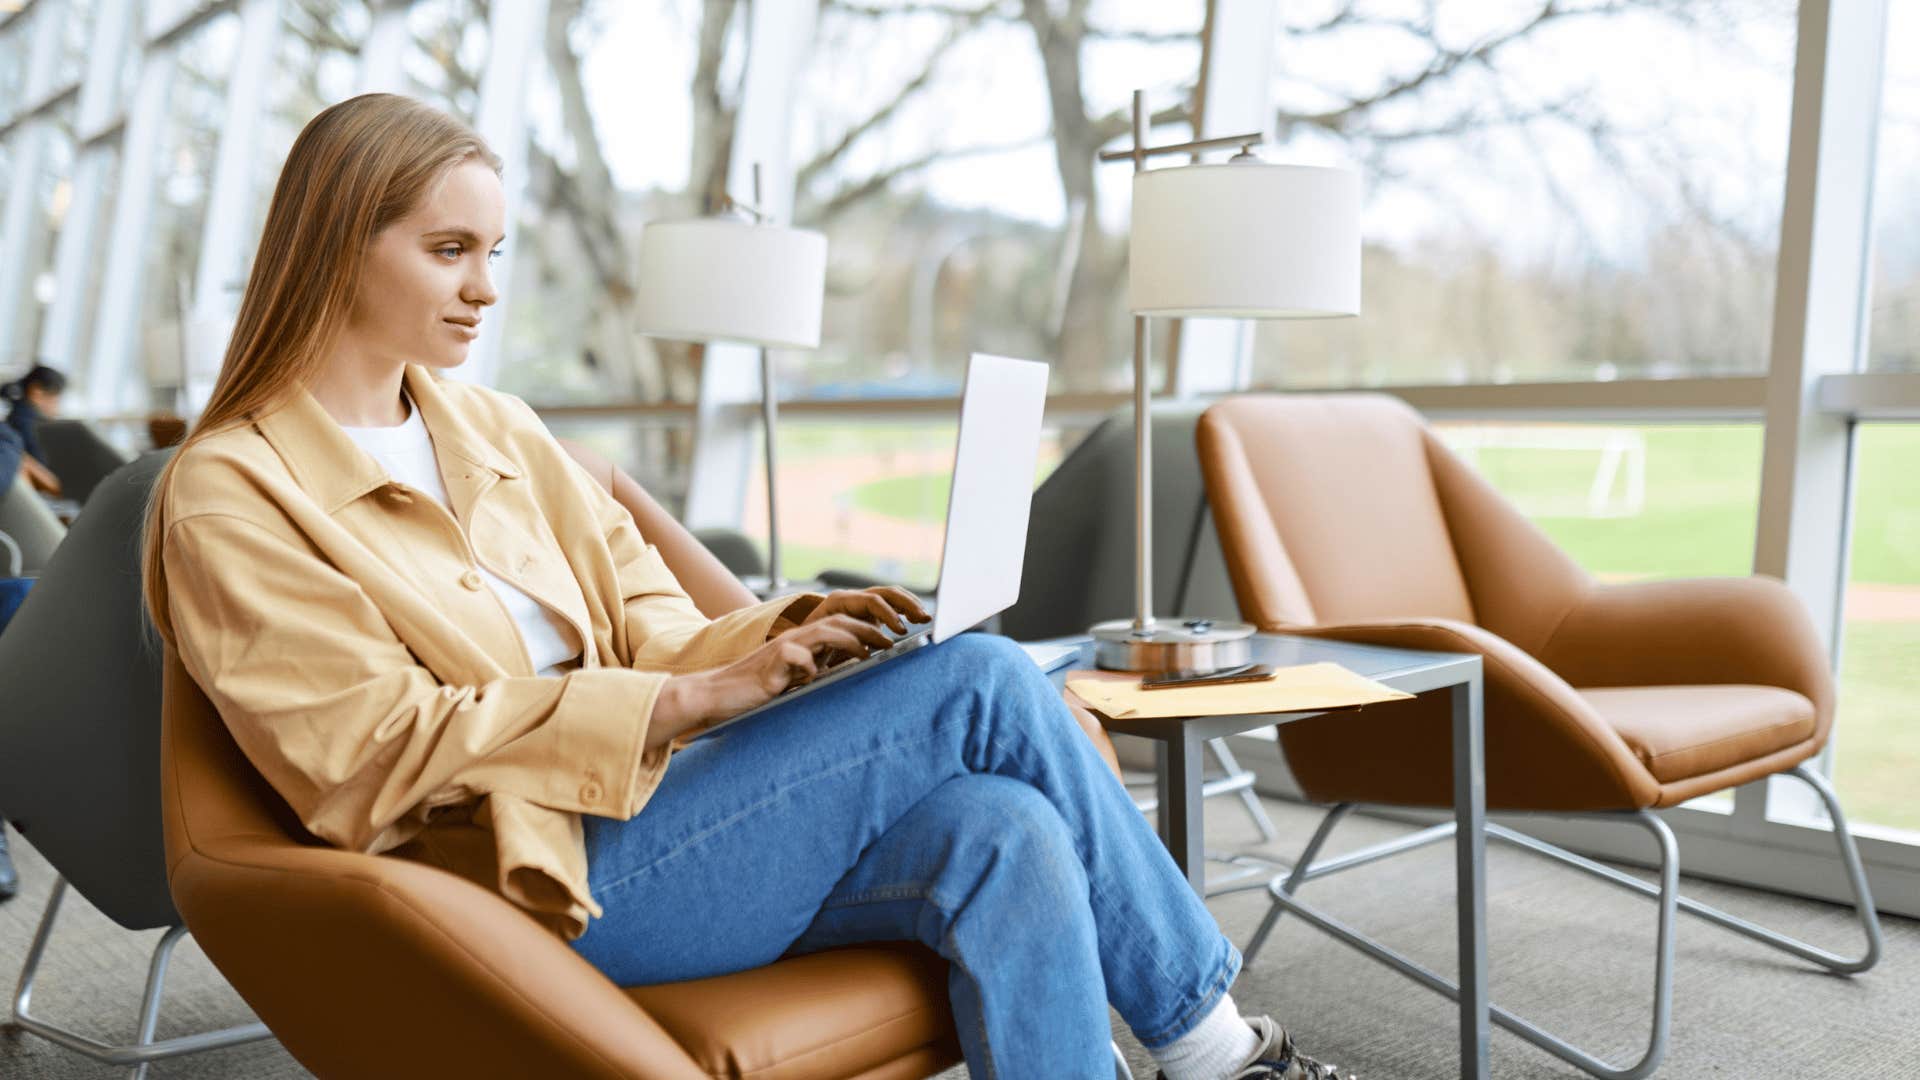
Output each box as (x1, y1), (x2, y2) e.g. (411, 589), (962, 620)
(340, 397), (583, 677)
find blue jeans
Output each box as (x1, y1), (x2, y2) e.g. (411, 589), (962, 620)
(571, 634), (1241, 1078)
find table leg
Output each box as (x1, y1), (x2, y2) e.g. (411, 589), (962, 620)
(1159, 730), (1206, 894)
(1452, 669), (1489, 1079)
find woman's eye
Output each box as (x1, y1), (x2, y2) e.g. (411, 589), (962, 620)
(487, 248), (504, 263)
(436, 246), (462, 259)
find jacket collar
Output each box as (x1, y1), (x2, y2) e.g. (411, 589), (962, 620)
(256, 365), (522, 514)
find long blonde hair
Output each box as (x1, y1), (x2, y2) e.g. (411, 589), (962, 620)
(142, 93), (502, 641)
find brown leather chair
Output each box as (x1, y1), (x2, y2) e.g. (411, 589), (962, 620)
(160, 441), (971, 1080)
(1197, 393), (1881, 1079)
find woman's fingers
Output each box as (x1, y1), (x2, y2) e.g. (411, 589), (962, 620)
(872, 585), (930, 623)
(856, 591), (906, 633)
(820, 589), (907, 632)
(811, 614), (891, 656)
(776, 641), (818, 686)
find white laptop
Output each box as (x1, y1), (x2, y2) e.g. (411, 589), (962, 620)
(687, 353), (1050, 738)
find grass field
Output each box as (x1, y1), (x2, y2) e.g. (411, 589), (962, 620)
(819, 421), (1919, 831)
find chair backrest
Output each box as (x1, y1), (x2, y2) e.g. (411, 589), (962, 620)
(0, 452), (175, 928)
(1198, 394), (1480, 628)
(0, 468), (65, 575)
(1000, 402), (1239, 641)
(38, 418), (134, 506)
(1198, 393), (1590, 649)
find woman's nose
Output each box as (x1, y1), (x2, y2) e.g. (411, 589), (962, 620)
(464, 265), (498, 307)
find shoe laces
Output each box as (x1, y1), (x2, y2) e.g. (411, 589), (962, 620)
(1241, 1027), (1354, 1080)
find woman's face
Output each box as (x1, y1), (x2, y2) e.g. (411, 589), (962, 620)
(344, 159), (505, 371)
(24, 385), (59, 416)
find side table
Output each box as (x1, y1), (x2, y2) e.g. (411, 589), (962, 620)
(1038, 632), (1490, 1080)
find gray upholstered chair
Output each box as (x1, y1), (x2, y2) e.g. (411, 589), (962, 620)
(35, 418), (133, 507)
(0, 452), (274, 1078)
(0, 472), (63, 577)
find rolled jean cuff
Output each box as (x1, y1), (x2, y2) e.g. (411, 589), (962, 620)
(1133, 939), (1244, 1050)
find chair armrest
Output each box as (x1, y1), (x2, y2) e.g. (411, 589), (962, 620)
(1536, 576), (1833, 727)
(1281, 617), (1660, 811)
(168, 840), (709, 1080)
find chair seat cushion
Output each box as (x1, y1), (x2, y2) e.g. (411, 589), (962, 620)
(622, 943), (958, 1080)
(1581, 684), (1816, 784)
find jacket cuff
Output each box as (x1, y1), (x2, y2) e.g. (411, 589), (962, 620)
(536, 667), (672, 819)
(705, 592), (827, 659)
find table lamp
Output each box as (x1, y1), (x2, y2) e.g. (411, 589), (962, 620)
(634, 166), (828, 595)
(1091, 90), (1360, 674)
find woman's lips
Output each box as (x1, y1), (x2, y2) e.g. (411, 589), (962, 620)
(446, 321), (479, 339)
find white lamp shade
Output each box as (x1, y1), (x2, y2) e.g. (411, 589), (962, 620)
(634, 218), (828, 348)
(1129, 162), (1360, 318)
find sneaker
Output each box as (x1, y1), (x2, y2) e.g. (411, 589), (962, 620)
(1156, 1015), (1355, 1080)
(0, 817), (17, 901)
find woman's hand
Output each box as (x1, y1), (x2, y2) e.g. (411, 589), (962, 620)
(801, 586), (931, 635)
(21, 456), (60, 497)
(648, 615), (896, 749)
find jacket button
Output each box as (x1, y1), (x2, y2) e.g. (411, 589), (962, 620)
(459, 570), (484, 590)
(579, 780), (604, 804)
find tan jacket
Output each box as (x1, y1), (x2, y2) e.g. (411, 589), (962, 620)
(156, 365), (808, 939)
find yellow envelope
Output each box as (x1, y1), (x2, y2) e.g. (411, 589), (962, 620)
(1066, 662), (1413, 721)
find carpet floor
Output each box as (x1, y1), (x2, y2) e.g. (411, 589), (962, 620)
(2, 797), (1913, 1078)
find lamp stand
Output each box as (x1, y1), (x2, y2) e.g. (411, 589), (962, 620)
(759, 344), (785, 592)
(1089, 90), (1255, 675)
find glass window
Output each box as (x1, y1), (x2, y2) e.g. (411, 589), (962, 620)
(758, 416), (1074, 586)
(791, 0), (1204, 398)
(56, 0), (95, 90)
(17, 108), (75, 369)
(1429, 421), (1763, 579)
(496, 1), (702, 408)
(1253, 3), (1797, 389)
(1868, 0), (1919, 373)
(0, 5), (39, 128)
(49, 146), (118, 375)
(403, 0), (487, 121)
(137, 11), (240, 409)
(242, 1), (370, 280)
(1834, 424), (1920, 834)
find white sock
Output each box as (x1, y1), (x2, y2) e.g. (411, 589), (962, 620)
(1150, 993), (1260, 1080)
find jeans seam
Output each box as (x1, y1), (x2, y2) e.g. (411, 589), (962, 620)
(942, 925), (998, 1080)
(816, 881), (937, 908)
(1134, 950), (1239, 1050)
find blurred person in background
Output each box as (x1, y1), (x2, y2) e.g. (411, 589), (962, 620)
(2, 364), (66, 499)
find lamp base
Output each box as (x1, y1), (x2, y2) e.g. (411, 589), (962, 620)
(742, 575), (821, 602)
(1090, 617), (1255, 675)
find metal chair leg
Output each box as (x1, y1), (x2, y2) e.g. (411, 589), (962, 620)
(1112, 1039), (1135, 1079)
(1246, 772), (1882, 1080)
(1259, 810), (1679, 1079)
(10, 876), (274, 1071)
(126, 924), (191, 1080)
(1480, 767), (1880, 976)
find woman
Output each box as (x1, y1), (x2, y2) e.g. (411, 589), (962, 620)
(142, 94), (1348, 1080)
(1, 365), (64, 498)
